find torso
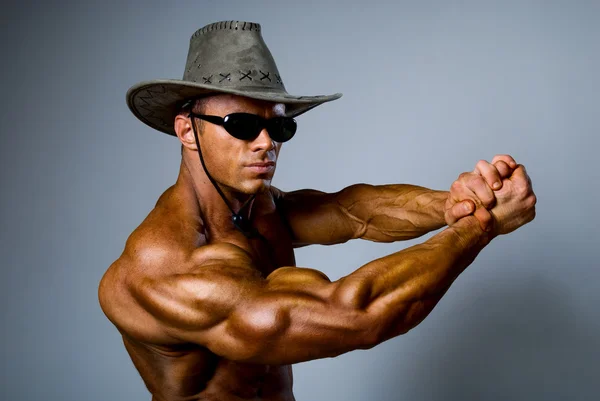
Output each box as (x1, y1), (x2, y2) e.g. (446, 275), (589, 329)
(104, 183), (297, 401)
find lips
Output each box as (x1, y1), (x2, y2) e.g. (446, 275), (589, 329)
(246, 161), (275, 173)
(247, 161), (275, 168)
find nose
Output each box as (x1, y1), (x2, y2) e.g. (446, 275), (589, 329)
(250, 128), (275, 152)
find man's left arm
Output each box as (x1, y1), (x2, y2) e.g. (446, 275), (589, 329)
(277, 184), (452, 247)
(275, 155), (517, 247)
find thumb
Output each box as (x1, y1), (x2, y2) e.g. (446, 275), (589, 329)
(446, 200), (475, 225)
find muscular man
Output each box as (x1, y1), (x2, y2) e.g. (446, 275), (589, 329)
(99, 21), (536, 401)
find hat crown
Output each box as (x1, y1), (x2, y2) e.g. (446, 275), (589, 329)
(182, 21), (285, 92)
(126, 21), (342, 136)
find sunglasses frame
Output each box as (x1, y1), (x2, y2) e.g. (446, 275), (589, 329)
(188, 112), (297, 143)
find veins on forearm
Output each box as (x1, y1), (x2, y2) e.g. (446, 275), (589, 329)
(337, 184), (448, 242)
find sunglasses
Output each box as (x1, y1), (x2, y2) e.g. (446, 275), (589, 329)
(189, 112), (297, 143)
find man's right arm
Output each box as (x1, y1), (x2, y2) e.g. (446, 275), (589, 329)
(105, 215), (492, 366)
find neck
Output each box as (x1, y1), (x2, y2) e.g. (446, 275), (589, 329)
(176, 149), (258, 237)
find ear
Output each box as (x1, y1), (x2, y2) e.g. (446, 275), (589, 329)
(174, 114), (198, 151)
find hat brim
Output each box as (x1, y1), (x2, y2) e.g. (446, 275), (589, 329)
(126, 79), (342, 136)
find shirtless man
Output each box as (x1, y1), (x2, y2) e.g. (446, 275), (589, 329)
(99, 21), (536, 400)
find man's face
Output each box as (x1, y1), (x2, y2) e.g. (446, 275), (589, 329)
(194, 94), (285, 195)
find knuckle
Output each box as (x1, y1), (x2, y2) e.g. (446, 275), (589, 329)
(514, 179), (529, 196)
(493, 154), (516, 165)
(495, 161), (509, 176)
(451, 205), (465, 218)
(458, 172), (471, 181)
(517, 188), (528, 199)
(480, 196), (494, 208)
(476, 159), (489, 169)
(526, 194), (537, 208)
(471, 174), (486, 187)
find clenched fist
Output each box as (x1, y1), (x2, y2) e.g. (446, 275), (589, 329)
(445, 155), (519, 231)
(488, 164), (537, 235)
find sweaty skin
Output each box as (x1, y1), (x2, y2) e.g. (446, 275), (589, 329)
(99, 95), (536, 401)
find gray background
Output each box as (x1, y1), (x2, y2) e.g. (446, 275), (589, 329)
(1, 1), (598, 400)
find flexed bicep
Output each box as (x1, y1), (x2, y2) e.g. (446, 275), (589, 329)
(130, 243), (375, 364)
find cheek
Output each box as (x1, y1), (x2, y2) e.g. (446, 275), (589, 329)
(202, 139), (228, 171)
(210, 142), (245, 178)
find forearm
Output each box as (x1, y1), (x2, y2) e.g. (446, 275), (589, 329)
(335, 215), (492, 343)
(337, 183), (448, 242)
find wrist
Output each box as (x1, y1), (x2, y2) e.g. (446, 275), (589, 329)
(449, 215), (495, 248)
(432, 190), (450, 224)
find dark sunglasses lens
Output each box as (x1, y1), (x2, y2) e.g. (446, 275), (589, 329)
(268, 118), (297, 142)
(223, 114), (262, 139)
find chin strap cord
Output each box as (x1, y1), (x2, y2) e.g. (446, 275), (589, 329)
(190, 114), (260, 238)
(190, 114), (288, 268)
(190, 117), (279, 270)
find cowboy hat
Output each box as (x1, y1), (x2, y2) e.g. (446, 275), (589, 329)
(126, 20), (342, 136)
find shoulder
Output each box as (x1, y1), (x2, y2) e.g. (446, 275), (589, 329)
(104, 186), (202, 288)
(125, 183), (207, 270)
(98, 239), (259, 344)
(97, 224), (183, 336)
(98, 186), (204, 338)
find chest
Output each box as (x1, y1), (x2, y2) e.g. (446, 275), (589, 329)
(208, 206), (297, 276)
(253, 211), (296, 272)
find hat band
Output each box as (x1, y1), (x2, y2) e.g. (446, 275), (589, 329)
(184, 68), (284, 88)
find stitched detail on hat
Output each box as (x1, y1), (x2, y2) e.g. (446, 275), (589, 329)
(239, 70), (253, 81)
(259, 70), (271, 82)
(190, 21), (261, 39)
(137, 86), (170, 127)
(188, 69), (283, 87)
(186, 55), (201, 75)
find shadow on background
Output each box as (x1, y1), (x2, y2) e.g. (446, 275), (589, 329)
(379, 273), (599, 401)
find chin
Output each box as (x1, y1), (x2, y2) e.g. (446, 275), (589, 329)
(237, 178), (272, 195)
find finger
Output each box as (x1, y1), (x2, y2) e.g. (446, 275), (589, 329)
(471, 174), (496, 208)
(451, 173), (493, 209)
(491, 154), (517, 168)
(493, 160), (513, 179)
(474, 207), (493, 232)
(447, 200), (475, 224)
(473, 159), (503, 191)
(450, 174), (477, 203)
(509, 164), (534, 193)
(509, 164), (529, 182)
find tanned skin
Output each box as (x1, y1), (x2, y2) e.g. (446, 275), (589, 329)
(98, 94), (536, 401)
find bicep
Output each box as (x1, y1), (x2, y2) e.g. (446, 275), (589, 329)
(131, 244), (264, 349)
(132, 244), (375, 364)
